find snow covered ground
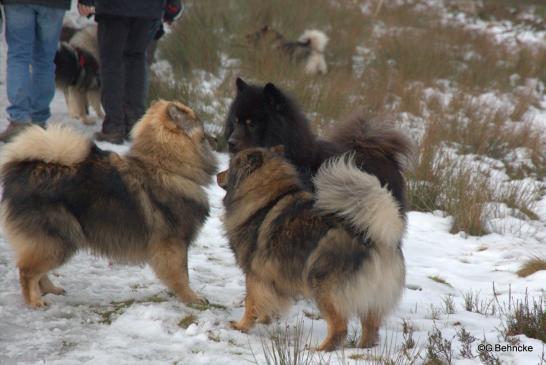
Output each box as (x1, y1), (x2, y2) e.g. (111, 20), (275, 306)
(1, 5), (545, 365)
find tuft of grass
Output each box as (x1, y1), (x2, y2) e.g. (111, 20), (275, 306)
(516, 257), (546, 277)
(178, 314), (198, 329)
(94, 294), (169, 325)
(498, 182), (540, 220)
(442, 295), (456, 315)
(187, 302), (227, 311)
(428, 275), (452, 287)
(251, 319), (327, 365)
(504, 296), (546, 342)
(462, 291), (497, 316)
(456, 327), (476, 359)
(95, 299), (135, 325)
(424, 325), (454, 365)
(302, 310), (321, 321)
(427, 305), (442, 321)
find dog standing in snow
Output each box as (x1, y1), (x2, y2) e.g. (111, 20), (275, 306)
(0, 100), (217, 308)
(246, 26), (329, 75)
(54, 25), (103, 125)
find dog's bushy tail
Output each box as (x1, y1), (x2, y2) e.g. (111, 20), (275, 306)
(1, 124), (91, 172)
(328, 114), (415, 210)
(314, 154), (406, 248)
(299, 29), (329, 53)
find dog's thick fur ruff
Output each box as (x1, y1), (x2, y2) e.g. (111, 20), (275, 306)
(0, 100), (217, 308)
(246, 26), (329, 75)
(224, 79), (414, 210)
(219, 147), (406, 351)
(55, 25), (103, 125)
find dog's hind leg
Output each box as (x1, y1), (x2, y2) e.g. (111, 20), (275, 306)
(88, 90), (104, 120)
(16, 239), (67, 308)
(359, 312), (381, 348)
(70, 88), (94, 125)
(149, 239), (207, 305)
(316, 294), (348, 351)
(39, 275), (66, 296)
(230, 274), (261, 332)
(67, 87), (80, 119)
(62, 86), (70, 108)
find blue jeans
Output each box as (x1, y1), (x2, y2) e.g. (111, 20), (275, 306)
(5, 4), (65, 125)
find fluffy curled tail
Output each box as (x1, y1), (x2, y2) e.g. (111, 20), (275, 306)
(299, 30), (329, 74)
(299, 29), (329, 53)
(313, 155), (406, 248)
(1, 124), (91, 174)
(328, 114), (415, 210)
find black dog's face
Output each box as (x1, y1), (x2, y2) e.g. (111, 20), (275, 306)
(225, 78), (284, 154)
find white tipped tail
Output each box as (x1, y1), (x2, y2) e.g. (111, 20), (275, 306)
(1, 124), (91, 170)
(299, 29), (328, 75)
(313, 154), (406, 248)
(299, 29), (329, 52)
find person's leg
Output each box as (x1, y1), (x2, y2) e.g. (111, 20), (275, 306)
(30, 5), (65, 126)
(123, 18), (158, 135)
(4, 4), (36, 124)
(97, 16), (130, 139)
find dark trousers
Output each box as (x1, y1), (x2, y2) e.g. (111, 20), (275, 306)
(97, 16), (157, 135)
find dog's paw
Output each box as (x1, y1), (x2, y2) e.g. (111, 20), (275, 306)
(229, 320), (250, 333)
(256, 315), (271, 325)
(358, 332), (379, 348)
(48, 287), (66, 296)
(358, 337), (379, 349)
(30, 299), (48, 309)
(181, 292), (208, 306)
(315, 341), (337, 352)
(81, 117), (96, 126)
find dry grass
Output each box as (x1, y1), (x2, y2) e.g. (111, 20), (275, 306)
(503, 294), (546, 343)
(428, 275), (452, 287)
(407, 90), (544, 235)
(479, 0), (546, 30)
(516, 257), (546, 277)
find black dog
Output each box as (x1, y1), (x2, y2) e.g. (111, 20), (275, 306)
(223, 78), (414, 210)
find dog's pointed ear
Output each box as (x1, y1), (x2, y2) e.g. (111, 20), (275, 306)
(271, 145), (285, 156)
(236, 77), (248, 93)
(263, 82), (283, 108)
(247, 150), (264, 169)
(167, 103), (195, 133)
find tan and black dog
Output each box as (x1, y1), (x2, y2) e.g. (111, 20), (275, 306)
(0, 100), (217, 308)
(218, 146), (406, 351)
(246, 26), (329, 75)
(55, 25), (103, 125)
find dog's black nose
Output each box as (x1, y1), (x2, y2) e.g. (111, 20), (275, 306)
(228, 141), (238, 153)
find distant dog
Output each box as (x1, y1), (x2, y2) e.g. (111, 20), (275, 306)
(224, 78), (414, 210)
(218, 146), (406, 351)
(246, 26), (329, 75)
(55, 25), (103, 125)
(0, 100), (217, 308)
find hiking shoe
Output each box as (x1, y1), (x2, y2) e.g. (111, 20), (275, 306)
(0, 122), (30, 143)
(94, 131), (125, 145)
